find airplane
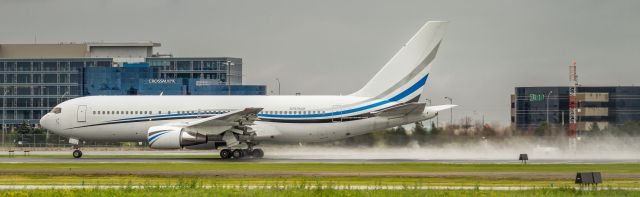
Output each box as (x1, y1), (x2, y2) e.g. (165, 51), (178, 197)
(40, 21), (455, 159)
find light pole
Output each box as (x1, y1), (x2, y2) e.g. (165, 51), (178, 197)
(58, 91), (69, 104)
(225, 60), (232, 95)
(444, 97), (453, 125)
(275, 78), (281, 95)
(546, 91), (553, 124)
(2, 90), (8, 147)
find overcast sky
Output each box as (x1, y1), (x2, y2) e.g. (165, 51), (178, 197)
(1, 0), (639, 125)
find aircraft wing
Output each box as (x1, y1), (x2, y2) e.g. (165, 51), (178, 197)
(374, 103), (426, 117)
(183, 108), (263, 135)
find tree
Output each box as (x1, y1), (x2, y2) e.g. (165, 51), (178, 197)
(590, 122), (601, 132)
(16, 121), (33, 135)
(480, 124), (497, 137)
(414, 122), (427, 135)
(413, 122), (429, 144)
(534, 122), (549, 137)
(413, 122), (426, 137)
(386, 126), (410, 146)
(429, 122), (441, 136)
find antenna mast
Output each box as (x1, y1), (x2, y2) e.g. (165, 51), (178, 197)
(568, 60), (578, 147)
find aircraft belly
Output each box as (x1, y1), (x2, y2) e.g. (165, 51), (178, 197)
(263, 118), (378, 143)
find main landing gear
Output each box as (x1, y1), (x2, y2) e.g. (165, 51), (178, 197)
(219, 148), (264, 159)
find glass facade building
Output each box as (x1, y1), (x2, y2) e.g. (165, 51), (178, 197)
(511, 86), (640, 131)
(1, 57), (265, 128)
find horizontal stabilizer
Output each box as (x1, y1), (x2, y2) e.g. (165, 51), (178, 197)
(374, 103), (426, 117)
(424, 104), (457, 114)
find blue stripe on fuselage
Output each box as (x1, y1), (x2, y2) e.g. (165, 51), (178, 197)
(259, 74), (429, 119)
(103, 74), (428, 121)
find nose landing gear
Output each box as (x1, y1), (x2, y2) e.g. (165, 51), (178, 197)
(72, 149), (83, 158)
(69, 138), (83, 159)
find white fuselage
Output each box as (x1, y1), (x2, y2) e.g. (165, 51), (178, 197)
(41, 95), (436, 143)
(39, 21), (450, 148)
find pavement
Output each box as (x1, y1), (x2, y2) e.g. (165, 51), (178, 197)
(0, 156), (639, 164)
(0, 149), (638, 164)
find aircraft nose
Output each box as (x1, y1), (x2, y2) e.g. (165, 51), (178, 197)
(40, 114), (53, 130)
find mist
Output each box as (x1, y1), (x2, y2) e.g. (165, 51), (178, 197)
(262, 135), (640, 162)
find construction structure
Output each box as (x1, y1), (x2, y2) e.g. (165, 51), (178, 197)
(568, 60), (578, 147)
(511, 60), (640, 135)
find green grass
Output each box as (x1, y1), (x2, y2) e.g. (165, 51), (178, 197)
(0, 175), (638, 188)
(0, 186), (637, 197)
(1, 162), (638, 190)
(0, 162), (638, 173)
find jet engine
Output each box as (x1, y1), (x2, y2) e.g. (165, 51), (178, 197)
(147, 126), (207, 149)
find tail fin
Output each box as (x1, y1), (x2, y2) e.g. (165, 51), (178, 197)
(351, 21), (448, 103)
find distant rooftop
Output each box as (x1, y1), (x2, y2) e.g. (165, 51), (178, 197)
(0, 42), (161, 59)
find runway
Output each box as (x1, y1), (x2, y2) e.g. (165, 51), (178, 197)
(0, 149), (639, 164)
(0, 156), (638, 164)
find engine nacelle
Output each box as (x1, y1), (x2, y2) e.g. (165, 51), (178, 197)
(147, 126), (208, 149)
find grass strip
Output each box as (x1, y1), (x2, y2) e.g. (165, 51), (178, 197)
(0, 175), (638, 188)
(0, 186), (637, 197)
(0, 163), (638, 173)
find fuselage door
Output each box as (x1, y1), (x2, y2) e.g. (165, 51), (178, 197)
(77, 105), (87, 122)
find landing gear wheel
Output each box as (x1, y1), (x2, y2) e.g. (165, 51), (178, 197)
(251, 149), (264, 158)
(232, 149), (245, 159)
(72, 150), (83, 159)
(219, 149), (232, 159)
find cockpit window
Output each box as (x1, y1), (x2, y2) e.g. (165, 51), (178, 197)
(52, 107), (62, 114)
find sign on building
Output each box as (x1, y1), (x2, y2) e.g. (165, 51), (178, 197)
(529, 94), (545, 102)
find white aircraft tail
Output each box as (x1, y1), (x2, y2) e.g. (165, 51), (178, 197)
(351, 21), (448, 103)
